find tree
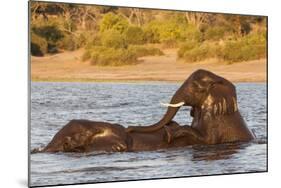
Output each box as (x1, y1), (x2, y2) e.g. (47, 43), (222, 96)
(185, 12), (209, 29)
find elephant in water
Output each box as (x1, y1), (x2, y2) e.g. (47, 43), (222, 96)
(127, 69), (255, 144)
(34, 120), (197, 152)
(33, 69), (254, 153)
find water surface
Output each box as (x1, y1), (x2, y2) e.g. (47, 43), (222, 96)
(30, 82), (267, 187)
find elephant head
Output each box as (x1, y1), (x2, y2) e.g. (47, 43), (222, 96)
(126, 69), (238, 133)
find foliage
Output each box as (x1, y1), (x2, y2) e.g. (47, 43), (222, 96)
(31, 2), (267, 65)
(99, 13), (129, 33)
(143, 22), (161, 43)
(32, 24), (64, 44)
(178, 32), (266, 63)
(124, 26), (145, 45)
(180, 42), (221, 62)
(58, 35), (78, 51)
(100, 29), (128, 49)
(144, 20), (189, 45)
(31, 20), (64, 53)
(177, 41), (199, 58)
(128, 45), (164, 57)
(84, 33), (102, 49)
(82, 46), (137, 66)
(31, 32), (48, 56)
(221, 33), (266, 63)
(204, 26), (227, 41)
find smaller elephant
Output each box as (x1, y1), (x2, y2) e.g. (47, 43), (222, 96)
(42, 120), (128, 152)
(34, 120), (200, 153)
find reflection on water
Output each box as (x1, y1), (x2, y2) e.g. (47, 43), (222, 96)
(30, 82), (267, 187)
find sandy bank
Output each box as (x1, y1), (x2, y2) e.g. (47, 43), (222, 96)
(31, 49), (267, 83)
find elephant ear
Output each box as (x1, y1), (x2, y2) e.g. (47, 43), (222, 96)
(202, 81), (238, 116)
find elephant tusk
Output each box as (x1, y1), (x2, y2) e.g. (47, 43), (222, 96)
(160, 101), (185, 107)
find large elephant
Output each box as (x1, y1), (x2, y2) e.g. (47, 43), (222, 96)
(33, 69), (254, 153)
(126, 69), (254, 145)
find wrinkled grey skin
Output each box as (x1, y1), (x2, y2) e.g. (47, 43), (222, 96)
(33, 120), (198, 153)
(32, 69), (254, 153)
(126, 69), (254, 145)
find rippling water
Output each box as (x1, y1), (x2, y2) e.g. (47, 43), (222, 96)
(30, 82), (267, 187)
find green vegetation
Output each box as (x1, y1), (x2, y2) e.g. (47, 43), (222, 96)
(100, 29), (128, 49)
(31, 32), (48, 56)
(128, 45), (164, 57)
(125, 26), (145, 45)
(82, 45), (163, 66)
(82, 47), (136, 66)
(99, 13), (129, 33)
(222, 33), (266, 63)
(31, 2), (267, 65)
(179, 42), (222, 62)
(178, 32), (266, 63)
(204, 26), (228, 41)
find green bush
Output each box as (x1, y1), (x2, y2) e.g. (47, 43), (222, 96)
(100, 13), (129, 33)
(128, 45), (164, 57)
(31, 33), (48, 56)
(124, 26), (145, 45)
(32, 25), (64, 44)
(58, 34), (78, 51)
(177, 41), (199, 58)
(185, 25), (203, 42)
(84, 33), (102, 49)
(101, 30), (128, 49)
(143, 20), (189, 45)
(204, 26), (226, 41)
(221, 33), (266, 63)
(82, 46), (137, 66)
(143, 22), (161, 43)
(179, 42), (221, 62)
(32, 23), (64, 53)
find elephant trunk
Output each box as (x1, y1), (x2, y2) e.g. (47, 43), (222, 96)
(129, 88), (185, 133)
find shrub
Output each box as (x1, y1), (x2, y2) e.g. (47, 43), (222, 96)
(158, 22), (185, 43)
(100, 13), (129, 33)
(221, 33), (266, 63)
(204, 26), (226, 41)
(124, 26), (145, 45)
(32, 25), (64, 44)
(143, 22), (161, 43)
(182, 44), (209, 62)
(177, 41), (199, 58)
(31, 33), (48, 56)
(143, 20), (189, 45)
(179, 42), (222, 63)
(82, 46), (137, 66)
(32, 23), (64, 53)
(128, 45), (164, 57)
(58, 34), (78, 51)
(84, 33), (102, 49)
(185, 25), (203, 43)
(100, 29), (128, 49)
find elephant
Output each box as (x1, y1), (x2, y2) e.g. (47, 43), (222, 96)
(126, 69), (255, 145)
(33, 120), (200, 153)
(32, 69), (254, 153)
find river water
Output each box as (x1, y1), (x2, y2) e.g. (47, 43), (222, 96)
(30, 82), (267, 187)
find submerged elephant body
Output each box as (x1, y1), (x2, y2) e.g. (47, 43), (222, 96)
(36, 69), (254, 153)
(41, 120), (198, 152)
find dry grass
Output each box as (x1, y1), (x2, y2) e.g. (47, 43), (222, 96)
(31, 49), (267, 83)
